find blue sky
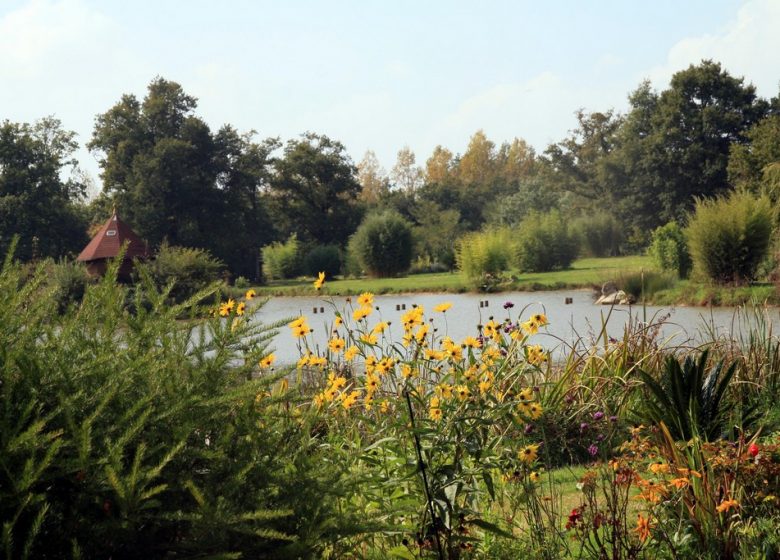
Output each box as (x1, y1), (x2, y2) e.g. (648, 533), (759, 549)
(2, 0), (779, 193)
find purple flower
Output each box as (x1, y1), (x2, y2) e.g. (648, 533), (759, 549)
(609, 415), (618, 423)
(580, 422), (589, 432)
(524, 423), (534, 435)
(592, 411), (604, 421)
(503, 301), (515, 309)
(588, 444), (599, 457)
(596, 433), (605, 441)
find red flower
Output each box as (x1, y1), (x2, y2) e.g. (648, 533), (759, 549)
(748, 443), (760, 457)
(566, 507), (583, 530)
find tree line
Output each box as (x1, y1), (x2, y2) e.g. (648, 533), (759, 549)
(2, 60), (779, 281)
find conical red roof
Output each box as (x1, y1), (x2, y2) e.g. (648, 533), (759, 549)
(77, 212), (149, 262)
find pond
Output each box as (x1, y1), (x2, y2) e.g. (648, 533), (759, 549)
(249, 290), (780, 365)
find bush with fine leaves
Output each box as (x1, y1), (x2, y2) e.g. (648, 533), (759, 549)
(648, 221), (692, 278)
(514, 210), (579, 272)
(140, 242), (224, 303)
(572, 212), (623, 257)
(349, 211), (413, 277)
(302, 244), (342, 278)
(686, 191), (773, 284)
(261, 234), (301, 280)
(0, 253), (363, 558)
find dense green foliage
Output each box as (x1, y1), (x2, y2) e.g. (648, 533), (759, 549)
(648, 221), (692, 278)
(0, 118), (89, 261)
(514, 211), (579, 272)
(139, 242), (225, 304)
(302, 244), (342, 278)
(261, 235), (301, 280)
(0, 254), (359, 558)
(349, 211), (414, 277)
(686, 191), (773, 284)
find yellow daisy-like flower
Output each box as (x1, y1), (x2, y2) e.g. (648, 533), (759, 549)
(360, 333), (378, 345)
(414, 324), (430, 344)
(245, 289), (256, 300)
(380, 400), (390, 414)
(328, 337), (345, 353)
(462, 336), (482, 349)
(344, 345), (359, 361)
(429, 406), (443, 421)
(401, 364), (415, 379)
(518, 444), (540, 464)
(463, 365), (478, 382)
(372, 321), (389, 334)
(288, 316), (307, 329)
(313, 271), (326, 290)
(312, 393), (325, 408)
(424, 349), (445, 361)
(353, 306), (372, 321)
(529, 471), (540, 482)
(341, 390), (360, 410)
(527, 402), (543, 420)
(522, 319), (540, 335)
(517, 387), (534, 403)
(365, 372), (380, 393)
(436, 384), (453, 399)
(455, 385), (470, 401)
(478, 379), (492, 395)
(236, 301), (246, 316)
(297, 354), (311, 369)
(334, 315), (343, 327)
(292, 323), (311, 338)
(434, 302), (452, 313)
(259, 354), (276, 368)
(357, 292), (374, 307)
(219, 301), (232, 317)
(308, 356), (327, 369)
(532, 313), (548, 326)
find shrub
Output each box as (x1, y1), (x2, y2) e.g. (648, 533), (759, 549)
(261, 234), (301, 280)
(456, 228), (513, 281)
(0, 256), (361, 558)
(47, 258), (95, 313)
(514, 211), (579, 272)
(648, 221), (692, 278)
(572, 212), (623, 257)
(348, 211), (413, 277)
(686, 191), (773, 284)
(140, 243), (224, 304)
(302, 244), (342, 278)
(233, 275), (250, 289)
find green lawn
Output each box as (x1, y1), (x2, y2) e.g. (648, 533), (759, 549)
(250, 256), (655, 296)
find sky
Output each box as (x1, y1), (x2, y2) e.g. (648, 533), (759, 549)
(2, 0), (780, 195)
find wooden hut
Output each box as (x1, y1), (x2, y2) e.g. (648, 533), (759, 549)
(77, 212), (150, 280)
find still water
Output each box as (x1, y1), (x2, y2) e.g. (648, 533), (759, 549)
(248, 290), (780, 365)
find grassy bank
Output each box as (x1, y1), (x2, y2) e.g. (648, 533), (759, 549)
(245, 255), (780, 306)
(250, 255), (653, 296)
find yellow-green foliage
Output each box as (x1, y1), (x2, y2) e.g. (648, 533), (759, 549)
(261, 234), (301, 280)
(686, 191), (773, 284)
(456, 228), (514, 280)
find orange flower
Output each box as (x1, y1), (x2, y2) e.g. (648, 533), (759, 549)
(634, 514), (653, 542)
(715, 499), (739, 514)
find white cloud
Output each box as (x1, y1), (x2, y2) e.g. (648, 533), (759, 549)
(646, 0), (780, 96)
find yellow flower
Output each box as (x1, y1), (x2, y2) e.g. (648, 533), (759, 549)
(344, 345), (359, 361)
(478, 379), (492, 395)
(353, 306), (372, 321)
(715, 499), (739, 513)
(308, 356), (327, 369)
(529, 471), (540, 482)
(297, 354), (311, 369)
(313, 271), (326, 290)
(414, 324), (430, 344)
(245, 289), (256, 300)
(328, 337), (345, 353)
(434, 302), (452, 313)
(634, 514), (652, 543)
(455, 385), (470, 401)
(334, 315), (343, 327)
(401, 306), (425, 331)
(376, 357), (395, 375)
(292, 323), (311, 338)
(372, 321), (389, 334)
(360, 333), (378, 345)
(259, 354), (276, 368)
(522, 319), (539, 335)
(289, 316), (307, 329)
(380, 400), (390, 414)
(462, 336), (482, 349)
(357, 292), (374, 307)
(219, 301), (233, 317)
(328, 373), (347, 390)
(527, 402), (543, 420)
(429, 406), (443, 421)
(648, 462), (671, 475)
(236, 301), (246, 316)
(365, 372), (380, 393)
(341, 390), (360, 409)
(518, 444), (539, 464)
(436, 384), (453, 399)
(463, 365), (478, 382)
(532, 313), (548, 326)
(483, 320), (499, 338)
(517, 387), (534, 403)
(424, 348), (445, 361)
